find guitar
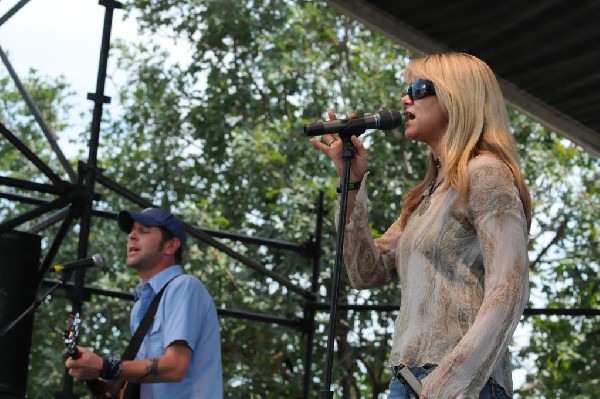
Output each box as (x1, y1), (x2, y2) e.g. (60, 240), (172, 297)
(63, 313), (126, 399)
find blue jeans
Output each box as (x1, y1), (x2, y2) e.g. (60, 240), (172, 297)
(387, 364), (510, 399)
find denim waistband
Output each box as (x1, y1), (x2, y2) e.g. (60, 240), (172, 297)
(391, 363), (437, 373)
(390, 364), (510, 399)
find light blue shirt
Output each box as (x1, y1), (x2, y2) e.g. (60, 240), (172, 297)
(130, 265), (223, 398)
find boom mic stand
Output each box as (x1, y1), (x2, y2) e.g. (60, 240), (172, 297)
(319, 129), (364, 399)
(0, 277), (65, 339)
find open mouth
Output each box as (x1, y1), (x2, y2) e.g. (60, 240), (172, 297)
(406, 111), (415, 120)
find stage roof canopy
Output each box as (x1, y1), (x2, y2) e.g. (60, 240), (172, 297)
(327, 0), (600, 156)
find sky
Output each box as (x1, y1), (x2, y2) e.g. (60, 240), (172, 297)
(0, 0), (128, 107)
(0, 0), (193, 158)
(0, 0), (137, 156)
(0, 0), (533, 391)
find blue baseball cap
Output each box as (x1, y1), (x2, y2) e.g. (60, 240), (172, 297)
(118, 207), (187, 249)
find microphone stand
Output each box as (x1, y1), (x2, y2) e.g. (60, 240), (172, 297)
(320, 130), (363, 399)
(0, 277), (65, 339)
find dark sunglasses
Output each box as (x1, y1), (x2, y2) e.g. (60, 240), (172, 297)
(406, 79), (436, 101)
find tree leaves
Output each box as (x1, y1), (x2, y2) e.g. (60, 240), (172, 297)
(1, 1), (598, 398)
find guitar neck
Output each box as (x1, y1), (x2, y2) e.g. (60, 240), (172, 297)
(63, 313), (126, 399)
(64, 313), (82, 360)
(67, 346), (81, 360)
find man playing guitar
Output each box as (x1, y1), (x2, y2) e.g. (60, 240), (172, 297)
(65, 208), (223, 398)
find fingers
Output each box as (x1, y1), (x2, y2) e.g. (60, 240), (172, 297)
(323, 134), (339, 147)
(65, 355), (79, 378)
(349, 135), (366, 155)
(309, 132), (367, 153)
(327, 110), (356, 120)
(308, 110), (361, 153)
(350, 134), (363, 148)
(309, 137), (328, 151)
(309, 134), (340, 151)
(65, 347), (102, 380)
(64, 346), (80, 368)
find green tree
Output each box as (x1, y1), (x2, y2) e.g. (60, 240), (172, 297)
(99, 1), (420, 397)
(510, 114), (599, 398)
(0, 1), (597, 398)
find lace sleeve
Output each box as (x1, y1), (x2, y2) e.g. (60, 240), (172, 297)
(422, 156), (530, 397)
(335, 174), (399, 289)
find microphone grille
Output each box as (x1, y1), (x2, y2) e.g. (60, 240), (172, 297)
(377, 109), (403, 130)
(91, 254), (106, 269)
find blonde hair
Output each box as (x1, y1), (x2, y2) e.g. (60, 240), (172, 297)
(398, 53), (531, 229)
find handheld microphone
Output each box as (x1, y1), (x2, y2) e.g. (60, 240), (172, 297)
(304, 109), (402, 137)
(50, 254), (106, 273)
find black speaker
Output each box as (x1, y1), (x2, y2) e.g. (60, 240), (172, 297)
(0, 231), (41, 398)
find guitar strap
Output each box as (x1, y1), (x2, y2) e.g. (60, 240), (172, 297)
(120, 275), (179, 399)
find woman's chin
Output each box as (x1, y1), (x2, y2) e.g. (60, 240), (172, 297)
(404, 129), (419, 141)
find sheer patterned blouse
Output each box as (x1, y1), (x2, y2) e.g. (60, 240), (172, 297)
(338, 154), (529, 398)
